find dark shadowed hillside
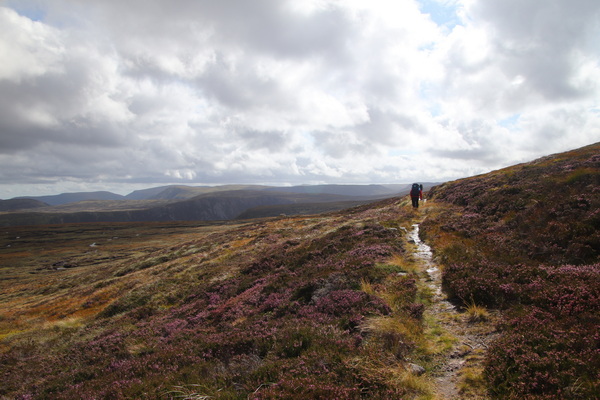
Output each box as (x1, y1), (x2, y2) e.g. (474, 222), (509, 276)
(0, 198), (48, 212)
(236, 199), (376, 219)
(19, 191), (125, 206)
(421, 142), (600, 399)
(0, 188), (407, 227)
(125, 185), (271, 200)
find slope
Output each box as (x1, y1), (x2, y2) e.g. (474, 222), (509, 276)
(0, 198), (49, 212)
(1, 143), (597, 399)
(419, 142), (600, 399)
(0, 188), (407, 227)
(1, 196), (443, 399)
(18, 191), (125, 206)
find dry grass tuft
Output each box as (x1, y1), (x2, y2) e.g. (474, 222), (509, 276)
(387, 253), (420, 275)
(360, 278), (375, 295)
(164, 384), (215, 399)
(362, 316), (423, 349)
(458, 365), (487, 397)
(465, 299), (489, 323)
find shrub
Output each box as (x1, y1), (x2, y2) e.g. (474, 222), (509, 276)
(422, 144), (600, 399)
(486, 307), (600, 399)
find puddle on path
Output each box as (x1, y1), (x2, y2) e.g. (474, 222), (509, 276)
(408, 223), (495, 400)
(408, 224), (452, 308)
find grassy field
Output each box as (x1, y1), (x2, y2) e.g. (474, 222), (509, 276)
(1, 221), (240, 336)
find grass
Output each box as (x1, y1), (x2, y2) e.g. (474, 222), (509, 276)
(385, 253), (421, 275)
(164, 384), (217, 399)
(421, 314), (457, 355)
(464, 299), (490, 323)
(458, 365), (487, 397)
(359, 278), (375, 295)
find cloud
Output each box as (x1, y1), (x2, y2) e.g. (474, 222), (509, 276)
(0, 0), (599, 198)
(472, 0), (600, 100)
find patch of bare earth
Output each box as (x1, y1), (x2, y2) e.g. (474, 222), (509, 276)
(409, 223), (499, 400)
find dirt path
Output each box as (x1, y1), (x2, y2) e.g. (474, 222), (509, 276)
(408, 224), (498, 400)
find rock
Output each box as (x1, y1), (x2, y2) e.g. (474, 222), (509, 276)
(407, 363), (426, 376)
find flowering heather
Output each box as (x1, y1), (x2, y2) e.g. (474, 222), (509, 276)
(422, 143), (600, 399)
(0, 198), (422, 399)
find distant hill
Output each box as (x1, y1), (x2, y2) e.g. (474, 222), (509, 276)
(0, 190), (379, 226)
(0, 198), (48, 212)
(10, 183), (440, 205)
(124, 183), (441, 201)
(263, 183), (439, 197)
(124, 186), (175, 200)
(18, 191), (125, 206)
(126, 185), (270, 200)
(264, 184), (401, 197)
(1, 183), (442, 226)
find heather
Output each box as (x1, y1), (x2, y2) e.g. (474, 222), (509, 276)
(0, 200), (431, 399)
(420, 143), (600, 399)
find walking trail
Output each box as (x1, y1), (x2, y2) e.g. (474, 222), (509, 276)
(408, 223), (498, 400)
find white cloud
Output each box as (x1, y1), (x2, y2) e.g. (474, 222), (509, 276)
(0, 0), (599, 197)
(0, 7), (64, 82)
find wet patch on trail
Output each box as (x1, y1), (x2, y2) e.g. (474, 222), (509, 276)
(408, 224), (498, 399)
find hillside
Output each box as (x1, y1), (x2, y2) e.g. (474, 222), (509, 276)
(18, 191), (126, 206)
(236, 199), (376, 219)
(0, 187), (414, 227)
(0, 198), (48, 212)
(125, 185), (271, 200)
(1, 197), (434, 399)
(13, 183), (419, 206)
(420, 142), (599, 399)
(424, 142), (599, 266)
(0, 144), (597, 399)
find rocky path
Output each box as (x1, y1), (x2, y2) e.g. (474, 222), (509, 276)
(408, 224), (498, 400)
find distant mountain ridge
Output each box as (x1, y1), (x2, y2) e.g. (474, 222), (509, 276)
(9, 183), (438, 205)
(124, 184), (271, 200)
(1, 183), (440, 226)
(262, 184), (413, 197)
(0, 198), (49, 212)
(17, 191), (125, 206)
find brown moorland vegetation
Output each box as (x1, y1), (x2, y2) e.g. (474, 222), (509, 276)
(1, 199), (444, 399)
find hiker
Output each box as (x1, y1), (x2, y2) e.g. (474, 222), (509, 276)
(410, 183), (423, 208)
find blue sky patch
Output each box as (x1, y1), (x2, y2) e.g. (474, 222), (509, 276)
(417, 0), (461, 30)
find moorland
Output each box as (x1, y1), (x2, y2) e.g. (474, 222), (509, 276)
(0, 142), (598, 399)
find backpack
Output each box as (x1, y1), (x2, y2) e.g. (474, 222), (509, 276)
(410, 183), (420, 197)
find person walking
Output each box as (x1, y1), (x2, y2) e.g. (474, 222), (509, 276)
(410, 183), (423, 208)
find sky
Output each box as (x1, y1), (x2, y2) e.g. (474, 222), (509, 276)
(1, 0), (599, 198)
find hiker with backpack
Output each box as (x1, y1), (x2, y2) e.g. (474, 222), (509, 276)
(410, 183), (423, 208)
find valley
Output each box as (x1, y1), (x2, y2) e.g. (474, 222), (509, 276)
(0, 184), (439, 227)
